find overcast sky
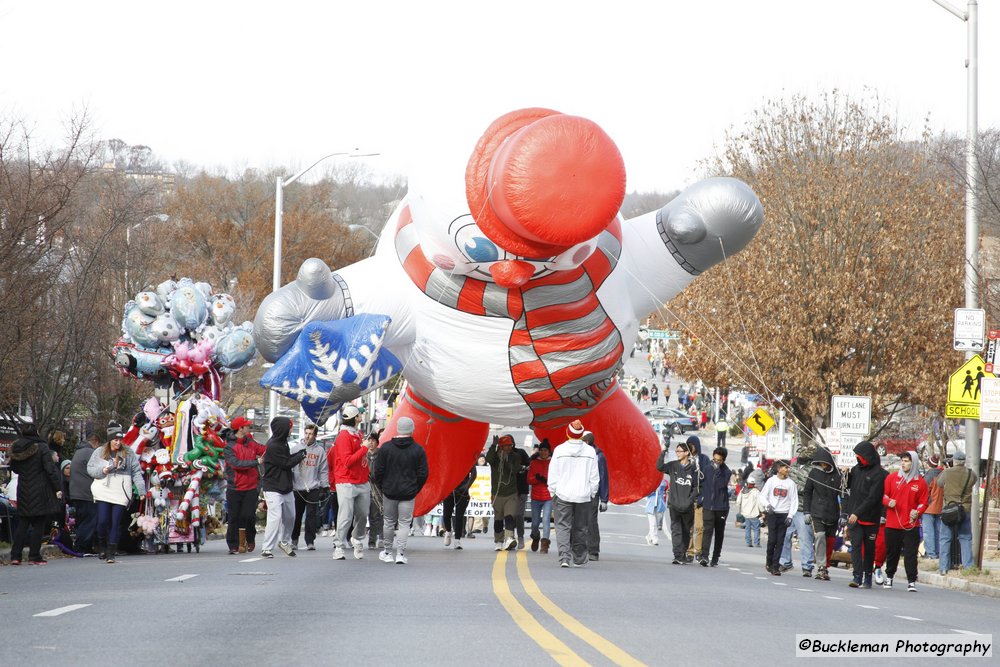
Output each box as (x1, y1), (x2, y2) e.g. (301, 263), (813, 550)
(1, 0), (996, 193)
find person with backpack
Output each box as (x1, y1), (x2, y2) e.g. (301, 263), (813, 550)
(935, 451), (977, 574)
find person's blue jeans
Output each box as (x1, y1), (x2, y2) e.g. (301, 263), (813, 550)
(780, 512), (815, 572)
(921, 513), (942, 559)
(939, 513), (973, 572)
(95, 501), (126, 544)
(744, 516), (760, 546)
(531, 499), (553, 540)
(72, 500), (97, 553)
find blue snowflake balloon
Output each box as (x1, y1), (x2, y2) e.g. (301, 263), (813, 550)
(260, 314), (400, 423)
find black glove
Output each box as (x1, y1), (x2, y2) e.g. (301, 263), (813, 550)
(492, 435), (499, 446)
(599, 501), (608, 512)
(534, 474), (547, 484)
(784, 517), (793, 527)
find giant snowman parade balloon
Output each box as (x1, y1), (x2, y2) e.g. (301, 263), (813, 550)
(255, 108), (763, 514)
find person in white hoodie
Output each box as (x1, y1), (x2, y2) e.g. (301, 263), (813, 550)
(547, 420), (600, 568)
(760, 461), (798, 576)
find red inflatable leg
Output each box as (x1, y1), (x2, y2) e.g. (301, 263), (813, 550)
(532, 386), (660, 505)
(382, 388), (489, 516)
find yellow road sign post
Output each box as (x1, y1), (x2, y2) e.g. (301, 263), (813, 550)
(946, 354), (995, 419)
(745, 408), (775, 436)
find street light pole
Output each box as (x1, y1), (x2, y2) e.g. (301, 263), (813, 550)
(933, 0), (981, 558)
(268, 152), (378, 432)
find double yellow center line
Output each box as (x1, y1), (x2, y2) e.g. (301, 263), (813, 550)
(491, 551), (647, 666)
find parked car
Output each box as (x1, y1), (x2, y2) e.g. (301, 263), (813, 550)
(643, 407), (697, 435)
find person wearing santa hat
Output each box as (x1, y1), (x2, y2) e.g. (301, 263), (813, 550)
(547, 420), (600, 568)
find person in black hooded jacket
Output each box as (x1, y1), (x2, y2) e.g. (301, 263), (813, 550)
(373, 417), (428, 564)
(802, 446), (842, 581)
(843, 441), (887, 588)
(259, 417), (306, 558)
(8, 426), (62, 565)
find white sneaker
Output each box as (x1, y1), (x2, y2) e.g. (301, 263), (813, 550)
(278, 542), (296, 557)
(321, 529), (330, 537)
(883, 577), (893, 589)
(454, 539), (462, 550)
(907, 582), (917, 592)
(873, 567), (885, 586)
(351, 538), (364, 560)
(494, 542), (503, 552)
(378, 549), (394, 563)
(503, 537), (517, 551)
(444, 531), (453, 547)
(395, 551), (408, 564)
(332, 547), (346, 560)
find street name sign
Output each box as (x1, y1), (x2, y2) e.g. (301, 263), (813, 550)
(830, 395), (871, 437)
(646, 329), (681, 340)
(954, 308), (986, 352)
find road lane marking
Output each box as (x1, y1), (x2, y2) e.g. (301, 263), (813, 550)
(857, 604), (879, 609)
(740, 571), (752, 575)
(515, 552), (647, 667)
(796, 588), (813, 592)
(240, 557), (262, 563)
(34, 604), (91, 617)
(491, 552), (589, 666)
(953, 629), (980, 635)
(164, 574), (198, 582)
(728, 567), (740, 571)
(772, 582), (787, 586)
(895, 615), (922, 621)
(823, 596), (843, 600)
(755, 576), (768, 580)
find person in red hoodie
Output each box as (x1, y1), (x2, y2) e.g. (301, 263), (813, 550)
(224, 417), (266, 554)
(881, 451), (928, 592)
(528, 440), (553, 554)
(328, 404), (373, 561)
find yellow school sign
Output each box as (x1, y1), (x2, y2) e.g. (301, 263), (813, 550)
(946, 354), (995, 419)
(745, 407), (776, 436)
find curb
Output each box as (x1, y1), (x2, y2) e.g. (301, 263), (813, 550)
(917, 571), (1000, 599)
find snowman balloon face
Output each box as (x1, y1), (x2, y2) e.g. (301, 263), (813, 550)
(209, 294), (236, 326)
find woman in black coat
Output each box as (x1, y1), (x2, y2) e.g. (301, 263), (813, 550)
(9, 426), (62, 564)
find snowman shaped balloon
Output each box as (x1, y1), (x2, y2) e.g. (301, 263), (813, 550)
(254, 108), (763, 514)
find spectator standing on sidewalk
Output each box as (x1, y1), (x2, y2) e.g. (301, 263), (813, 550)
(291, 424), (328, 551)
(921, 455), (944, 560)
(881, 451), (928, 592)
(935, 451), (977, 573)
(8, 425), (62, 565)
(373, 417), (428, 565)
(259, 417), (306, 559)
(87, 424), (145, 564)
(69, 431), (101, 555)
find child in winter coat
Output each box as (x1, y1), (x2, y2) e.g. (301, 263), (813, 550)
(735, 477), (763, 547)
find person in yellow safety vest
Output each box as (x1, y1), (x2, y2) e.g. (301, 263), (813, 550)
(715, 418), (729, 447)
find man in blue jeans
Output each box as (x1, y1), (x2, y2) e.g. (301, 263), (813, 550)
(936, 452), (977, 573)
(779, 460), (814, 576)
(921, 455), (944, 560)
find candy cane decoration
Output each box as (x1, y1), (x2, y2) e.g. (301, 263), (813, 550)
(175, 469), (204, 525)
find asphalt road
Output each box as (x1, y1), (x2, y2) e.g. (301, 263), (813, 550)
(2, 504), (995, 667)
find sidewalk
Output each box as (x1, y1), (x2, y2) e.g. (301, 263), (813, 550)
(916, 558), (1000, 599)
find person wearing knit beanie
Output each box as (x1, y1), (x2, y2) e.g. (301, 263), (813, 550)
(547, 421), (599, 567)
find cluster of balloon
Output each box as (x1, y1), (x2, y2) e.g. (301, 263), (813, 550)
(112, 277), (258, 534)
(112, 277), (257, 398)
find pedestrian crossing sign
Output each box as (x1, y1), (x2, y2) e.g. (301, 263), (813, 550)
(745, 408), (775, 436)
(946, 354), (995, 419)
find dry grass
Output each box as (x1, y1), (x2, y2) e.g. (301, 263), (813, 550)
(919, 557), (1000, 586)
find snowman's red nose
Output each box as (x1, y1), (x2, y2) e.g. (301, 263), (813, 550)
(466, 109), (625, 258)
(489, 260), (535, 288)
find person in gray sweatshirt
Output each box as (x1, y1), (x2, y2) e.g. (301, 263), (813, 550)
(291, 424), (329, 551)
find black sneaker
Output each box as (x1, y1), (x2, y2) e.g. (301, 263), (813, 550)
(671, 558), (682, 565)
(779, 563), (793, 572)
(710, 560), (719, 567)
(699, 558), (709, 567)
